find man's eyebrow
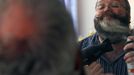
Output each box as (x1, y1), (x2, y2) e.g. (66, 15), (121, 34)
(96, 0), (103, 3)
(96, 1), (103, 5)
(96, 1), (104, 7)
(95, 1), (103, 8)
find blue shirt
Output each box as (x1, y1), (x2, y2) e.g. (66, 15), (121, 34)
(80, 33), (128, 75)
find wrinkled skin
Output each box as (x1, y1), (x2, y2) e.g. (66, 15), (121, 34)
(0, 0), (77, 75)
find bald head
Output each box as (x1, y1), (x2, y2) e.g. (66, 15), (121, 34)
(0, 0), (77, 75)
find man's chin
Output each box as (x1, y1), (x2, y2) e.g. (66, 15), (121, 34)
(110, 39), (126, 44)
(99, 33), (128, 44)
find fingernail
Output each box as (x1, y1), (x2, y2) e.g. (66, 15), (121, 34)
(124, 56), (128, 61)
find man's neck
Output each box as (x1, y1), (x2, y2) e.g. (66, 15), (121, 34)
(99, 36), (126, 61)
(99, 36), (125, 50)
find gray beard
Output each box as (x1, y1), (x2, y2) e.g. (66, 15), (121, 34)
(94, 17), (130, 44)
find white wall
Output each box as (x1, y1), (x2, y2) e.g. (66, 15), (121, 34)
(129, 0), (134, 29)
(77, 0), (96, 38)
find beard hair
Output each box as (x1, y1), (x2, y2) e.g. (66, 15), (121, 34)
(100, 18), (129, 33)
(94, 14), (130, 44)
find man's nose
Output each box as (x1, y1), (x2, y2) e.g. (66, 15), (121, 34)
(103, 6), (111, 12)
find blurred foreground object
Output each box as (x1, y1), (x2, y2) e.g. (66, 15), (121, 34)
(0, 0), (77, 75)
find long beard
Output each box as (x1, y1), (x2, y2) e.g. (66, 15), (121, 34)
(94, 13), (130, 44)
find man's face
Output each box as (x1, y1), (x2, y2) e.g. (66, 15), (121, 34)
(94, 0), (130, 44)
(95, 0), (127, 19)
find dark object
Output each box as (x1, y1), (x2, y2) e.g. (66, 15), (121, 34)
(121, 40), (134, 55)
(82, 39), (113, 65)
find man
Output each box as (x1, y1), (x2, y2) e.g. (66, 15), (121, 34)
(80, 0), (134, 75)
(0, 0), (77, 75)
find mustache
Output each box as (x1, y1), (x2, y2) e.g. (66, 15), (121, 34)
(99, 18), (129, 33)
(96, 12), (130, 25)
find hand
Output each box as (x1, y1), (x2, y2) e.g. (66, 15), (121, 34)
(84, 62), (113, 75)
(124, 36), (134, 63)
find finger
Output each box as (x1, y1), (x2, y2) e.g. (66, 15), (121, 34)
(95, 68), (104, 75)
(84, 65), (90, 72)
(124, 51), (134, 60)
(125, 56), (134, 63)
(88, 62), (98, 69)
(84, 65), (91, 75)
(85, 62), (102, 72)
(84, 62), (103, 75)
(124, 43), (134, 51)
(127, 36), (134, 40)
(92, 63), (102, 72)
(84, 64), (102, 75)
